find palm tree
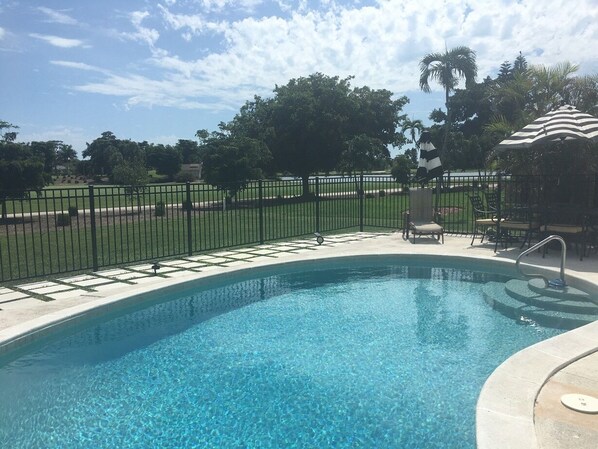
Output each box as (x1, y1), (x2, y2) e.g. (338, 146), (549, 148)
(401, 118), (424, 148)
(527, 62), (578, 115)
(419, 46), (477, 157)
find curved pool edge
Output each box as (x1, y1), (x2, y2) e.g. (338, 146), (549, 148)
(476, 320), (598, 449)
(1, 238), (597, 449)
(1, 252), (520, 356)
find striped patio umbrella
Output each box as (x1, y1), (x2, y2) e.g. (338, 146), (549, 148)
(494, 104), (598, 150)
(415, 131), (443, 184)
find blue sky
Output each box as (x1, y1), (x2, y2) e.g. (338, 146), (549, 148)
(1, 0), (597, 155)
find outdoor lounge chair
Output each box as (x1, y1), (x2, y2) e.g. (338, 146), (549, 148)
(407, 188), (444, 243)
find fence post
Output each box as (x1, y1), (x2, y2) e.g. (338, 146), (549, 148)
(186, 182), (193, 256)
(359, 173), (364, 232)
(88, 184), (99, 271)
(258, 180), (264, 244)
(495, 173), (502, 253)
(315, 177), (320, 233)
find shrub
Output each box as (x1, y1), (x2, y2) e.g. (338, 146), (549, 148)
(378, 190), (386, 197)
(56, 213), (71, 227)
(181, 199), (193, 211)
(155, 201), (166, 217)
(68, 205), (78, 217)
(391, 155), (414, 186)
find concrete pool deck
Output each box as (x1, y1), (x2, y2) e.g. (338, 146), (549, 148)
(0, 231), (597, 448)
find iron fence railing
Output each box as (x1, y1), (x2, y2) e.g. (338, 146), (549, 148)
(1, 174), (596, 282)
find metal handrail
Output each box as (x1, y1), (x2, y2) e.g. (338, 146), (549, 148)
(515, 235), (567, 288)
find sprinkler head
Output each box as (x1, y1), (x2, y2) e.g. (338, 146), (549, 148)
(151, 262), (161, 275)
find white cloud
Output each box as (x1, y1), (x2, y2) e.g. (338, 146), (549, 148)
(57, 0), (598, 114)
(159, 6), (205, 35)
(158, 5), (228, 37)
(29, 33), (87, 48)
(37, 7), (78, 25)
(73, 71), (239, 111)
(50, 60), (109, 74)
(121, 10), (160, 48)
(198, 0), (263, 13)
(0, 27), (5, 40)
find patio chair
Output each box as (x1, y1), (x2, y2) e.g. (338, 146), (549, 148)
(495, 206), (541, 251)
(468, 194), (499, 245)
(407, 188), (444, 243)
(540, 206), (589, 260)
(483, 191), (499, 213)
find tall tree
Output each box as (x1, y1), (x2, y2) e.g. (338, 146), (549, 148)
(0, 139), (46, 220)
(401, 118), (424, 149)
(268, 73), (354, 195)
(564, 74), (598, 116)
(419, 46), (478, 158)
(146, 144), (182, 181)
(82, 131), (119, 177)
(526, 62), (579, 116)
(0, 120), (19, 143)
(176, 139), (201, 164)
(259, 73), (407, 195)
(83, 132), (146, 182)
(29, 141), (59, 182)
(56, 143), (78, 171)
(349, 86), (408, 145)
(338, 134), (390, 193)
(200, 134), (271, 199)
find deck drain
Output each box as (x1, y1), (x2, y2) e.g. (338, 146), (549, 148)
(560, 394), (598, 414)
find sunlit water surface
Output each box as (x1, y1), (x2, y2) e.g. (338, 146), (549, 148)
(0, 262), (562, 448)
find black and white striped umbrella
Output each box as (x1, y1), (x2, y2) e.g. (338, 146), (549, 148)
(415, 131), (443, 184)
(494, 104), (598, 150)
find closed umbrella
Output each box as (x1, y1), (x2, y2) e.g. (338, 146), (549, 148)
(415, 130), (443, 184)
(494, 104), (598, 150)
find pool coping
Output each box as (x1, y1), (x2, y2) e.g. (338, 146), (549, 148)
(0, 252), (521, 356)
(0, 233), (597, 448)
(476, 321), (598, 449)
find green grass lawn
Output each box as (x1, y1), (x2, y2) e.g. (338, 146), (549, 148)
(0, 186), (478, 282)
(2, 177), (405, 215)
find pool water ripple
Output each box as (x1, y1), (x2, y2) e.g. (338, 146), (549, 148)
(0, 263), (562, 448)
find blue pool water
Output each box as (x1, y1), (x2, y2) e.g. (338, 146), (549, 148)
(0, 261), (562, 448)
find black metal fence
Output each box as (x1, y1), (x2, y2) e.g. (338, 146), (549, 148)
(1, 174), (596, 282)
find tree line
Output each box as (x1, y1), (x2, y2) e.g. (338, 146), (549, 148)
(2, 47), (598, 209)
(422, 52), (598, 175)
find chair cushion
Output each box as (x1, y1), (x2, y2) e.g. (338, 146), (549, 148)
(542, 224), (585, 234)
(475, 218), (498, 225)
(501, 221), (538, 230)
(410, 221), (443, 234)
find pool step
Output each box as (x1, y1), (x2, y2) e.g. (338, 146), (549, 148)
(505, 279), (598, 315)
(482, 281), (598, 330)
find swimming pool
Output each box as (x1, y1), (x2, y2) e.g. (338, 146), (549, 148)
(0, 258), (563, 448)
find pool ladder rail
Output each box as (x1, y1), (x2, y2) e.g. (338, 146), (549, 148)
(516, 235), (567, 288)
